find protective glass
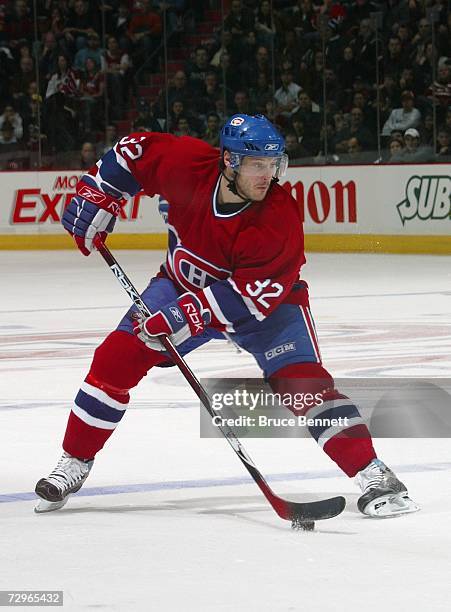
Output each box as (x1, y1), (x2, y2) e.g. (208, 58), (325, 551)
(231, 153), (289, 178)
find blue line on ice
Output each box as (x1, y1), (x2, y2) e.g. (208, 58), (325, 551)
(2, 462), (451, 504)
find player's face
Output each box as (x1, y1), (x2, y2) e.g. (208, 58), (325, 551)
(235, 156), (277, 201)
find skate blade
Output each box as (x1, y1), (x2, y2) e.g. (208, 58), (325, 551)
(34, 496), (69, 514)
(364, 492), (420, 518)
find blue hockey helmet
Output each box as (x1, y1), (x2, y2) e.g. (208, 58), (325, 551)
(220, 114), (288, 178)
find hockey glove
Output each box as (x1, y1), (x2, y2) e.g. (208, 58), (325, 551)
(62, 181), (123, 256)
(132, 293), (211, 352)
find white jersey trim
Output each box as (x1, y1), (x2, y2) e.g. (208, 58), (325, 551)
(228, 278), (266, 321)
(212, 175), (252, 218)
(72, 404), (119, 430)
(80, 382), (127, 411)
(203, 286), (235, 333)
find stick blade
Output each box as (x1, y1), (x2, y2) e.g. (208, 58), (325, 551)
(274, 495), (346, 522)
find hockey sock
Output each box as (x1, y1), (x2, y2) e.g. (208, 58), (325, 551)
(269, 363), (376, 477)
(63, 330), (167, 458)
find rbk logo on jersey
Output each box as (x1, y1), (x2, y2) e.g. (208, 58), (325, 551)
(264, 143), (279, 151)
(171, 246), (230, 291)
(78, 185), (107, 204)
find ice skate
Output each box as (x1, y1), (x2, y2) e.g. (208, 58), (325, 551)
(34, 452), (94, 513)
(355, 459), (419, 518)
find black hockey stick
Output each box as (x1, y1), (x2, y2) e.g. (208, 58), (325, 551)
(94, 238), (346, 527)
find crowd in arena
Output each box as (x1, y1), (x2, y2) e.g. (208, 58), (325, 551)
(0, 0), (450, 169)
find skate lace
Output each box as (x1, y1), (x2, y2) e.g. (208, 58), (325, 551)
(46, 454), (88, 493)
(359, 461), (390, 493)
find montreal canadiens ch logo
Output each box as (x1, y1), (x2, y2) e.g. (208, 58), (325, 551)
(171, 246), (230, 291)
(230, 117), (245, 126)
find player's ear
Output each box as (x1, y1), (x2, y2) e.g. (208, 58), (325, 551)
(223, 150), (232, 168)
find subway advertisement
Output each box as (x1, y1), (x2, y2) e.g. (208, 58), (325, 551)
(0, 164), (449, 252)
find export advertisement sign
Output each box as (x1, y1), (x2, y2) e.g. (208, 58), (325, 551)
(0, 165), (449, 237)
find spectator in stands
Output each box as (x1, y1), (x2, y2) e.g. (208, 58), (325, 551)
(173, 115), (196, 137)
(0, 105), (23, 141)
(64, 0), (99, 52)
(444, 108), (451, 132)
(111, 2), (132, 51)
(398, 68), (416, 95)
(421, 113), (434, 146)
(288, 0), (316, 37)
(249, 71), (272, 114)
(39, 32), (60, 84)
(427, 63), (451, 124)
(337, 46), (361, 93)
(201, 112), (220, 147)
(74, 31), (105, 72)
(382, 90), (421, 136)
(78, 141), (96, 169)
(165, 99), (188, 132)
(240, 45), (271, 89)
(216, 51), (242, 94)
(45, 55), (79, 152)
(105, 36), (131, 120)
(232, 90), (253, 115)
(213, 96), (227, 124)
(411, 17), (432, 56)
(291, 91), (321, 152)
(255, 0), (282, 46)
(20, 81), (41, 138)
(350, 18), (377, 83)
(197, 71), (225, 116)
(390, 127), (434, 162)
(274, 70), (302, 118)
(211, 30), (236, 68)
(97, 125), (118, 156)
(387, 137), (404, 162)
(436, 128), (451, 158)
(4, 0), (33, 51)
(223, 0), (255, 41)
(278, 29), (303, 69)
(79, 57), (105, 135)
(49, 6), (67, 45)
(0, 122), (18, 146)
(11, 56), (35, 104)
(133, 98), (162, 132)
(186, 46), (212, 92)
(127, 0), (162, 70)
(384, 35), (409, 81)
(284, 130), (309, 161)
(157, 70), (193, 116)
(333, 106), (374, 152)
(413, 40), (435, 94)
(346, 136), (363, 162)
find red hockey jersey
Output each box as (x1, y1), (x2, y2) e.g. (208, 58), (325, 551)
(85, 133), (305, 332)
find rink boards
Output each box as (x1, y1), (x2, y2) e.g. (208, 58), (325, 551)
(0, 163), (449, 253)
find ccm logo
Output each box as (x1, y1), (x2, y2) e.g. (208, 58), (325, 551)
(264, 143), (279, 151)
(265, 342), (296, 360)
(78, 186), (106, 204)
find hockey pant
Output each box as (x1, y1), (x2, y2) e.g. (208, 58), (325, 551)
(63, 278), (376, 477)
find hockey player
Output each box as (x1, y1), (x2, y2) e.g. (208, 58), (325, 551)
(35, 114), (418, 518)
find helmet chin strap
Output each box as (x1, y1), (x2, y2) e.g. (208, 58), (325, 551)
(220, 171), (279, 205)
(220, 171), (252, 205)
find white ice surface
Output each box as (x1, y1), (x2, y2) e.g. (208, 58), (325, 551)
(1, 250), (451, 611)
